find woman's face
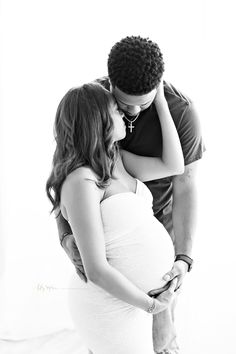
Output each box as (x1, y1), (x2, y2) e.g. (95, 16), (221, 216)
(109, 102), (126, 142)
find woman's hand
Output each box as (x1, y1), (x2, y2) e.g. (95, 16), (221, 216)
(152, 277), (178, 314)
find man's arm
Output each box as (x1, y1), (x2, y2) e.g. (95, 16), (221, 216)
(56, 211), (87, 282)
(149, 161), (199, 295)
(162, 161), (199, 288)
(56, 211), (72, 246)
(172, 161), (198, 256)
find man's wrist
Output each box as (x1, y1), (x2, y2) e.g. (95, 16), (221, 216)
(175, 254), (193, 272)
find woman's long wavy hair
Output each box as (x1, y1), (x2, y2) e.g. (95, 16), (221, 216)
(46, 82), (119, 213)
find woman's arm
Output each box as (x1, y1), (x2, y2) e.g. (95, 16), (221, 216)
(61, 169), (172, 313)
(121, 80), (184, 181)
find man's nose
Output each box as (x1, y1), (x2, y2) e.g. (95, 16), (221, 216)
(127, 106), (141, 116)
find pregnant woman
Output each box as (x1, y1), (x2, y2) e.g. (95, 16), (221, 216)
(46, 79), (184, 353)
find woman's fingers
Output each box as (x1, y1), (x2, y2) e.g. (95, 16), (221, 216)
(148, 283), (170, 297)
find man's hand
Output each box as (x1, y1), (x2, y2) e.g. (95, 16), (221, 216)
(148, 260), (188, 297)
(163, 260), (188, 290)
(62, 234), (87, 283)
(152, 278), (179, 314)
(55, 211), (87, 282)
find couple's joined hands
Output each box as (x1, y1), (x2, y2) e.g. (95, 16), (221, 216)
(62, 234), (187, 312)
(150, 277), (178, 314)
(148, 260), (188, 296)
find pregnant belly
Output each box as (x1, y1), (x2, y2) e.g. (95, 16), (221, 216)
(106, 220), (175, 293)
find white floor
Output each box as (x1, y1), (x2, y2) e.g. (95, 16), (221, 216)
(0, 330), (89, 354)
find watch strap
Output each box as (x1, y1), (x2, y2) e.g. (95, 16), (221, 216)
(175, 254), (193, 272)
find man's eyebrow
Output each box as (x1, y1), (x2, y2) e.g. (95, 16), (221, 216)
(116, 98), (153, 106)
(140, 99), (153, 106)
(116, 98), (128, 105)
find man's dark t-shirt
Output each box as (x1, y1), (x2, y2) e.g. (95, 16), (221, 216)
(96, 77), (205, 235)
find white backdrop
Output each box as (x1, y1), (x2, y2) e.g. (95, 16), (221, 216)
(0, 1), (236, 353)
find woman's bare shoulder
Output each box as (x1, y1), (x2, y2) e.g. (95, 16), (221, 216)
(62, 166), (98, 192)
(60, 167), (101, 218)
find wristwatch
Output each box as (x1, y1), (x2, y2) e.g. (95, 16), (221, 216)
(175, 254), (193, 272)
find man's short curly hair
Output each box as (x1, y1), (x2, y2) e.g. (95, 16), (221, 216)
(108, 36), (165, 95)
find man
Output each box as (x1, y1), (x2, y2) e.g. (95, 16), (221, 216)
(57, 36), (204, 354)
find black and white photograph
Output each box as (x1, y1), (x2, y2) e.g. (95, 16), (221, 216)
(0, 1), (235, 353)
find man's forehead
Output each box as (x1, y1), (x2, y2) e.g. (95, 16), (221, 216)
(112, 86), (156, 105)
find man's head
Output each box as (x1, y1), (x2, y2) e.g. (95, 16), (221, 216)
(108, 36), (165, 116)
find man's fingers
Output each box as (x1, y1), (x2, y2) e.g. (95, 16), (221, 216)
(76, 268), (87, 283)
(61, 234), (87, 283)
(70, 240), (82, 259)
(167, 277), (178, 293)
(163, 271), (175, 281)
(175, 287), (181, 295)
(72, 238), (79, 250)
(163, 265), (178, 281)
(175, 278), (183, 292)
(63, 237), (86, 281)
(75, 264), (84, 271)
(63, 236), (81, 262)
(72, 254), (83, 265)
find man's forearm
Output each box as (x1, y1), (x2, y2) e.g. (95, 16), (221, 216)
(172, 188), (197, 256)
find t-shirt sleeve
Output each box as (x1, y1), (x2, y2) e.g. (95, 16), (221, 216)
(177, 101), (205, 165)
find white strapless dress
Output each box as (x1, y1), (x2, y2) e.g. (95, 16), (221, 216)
(68, 179), (174, 354)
